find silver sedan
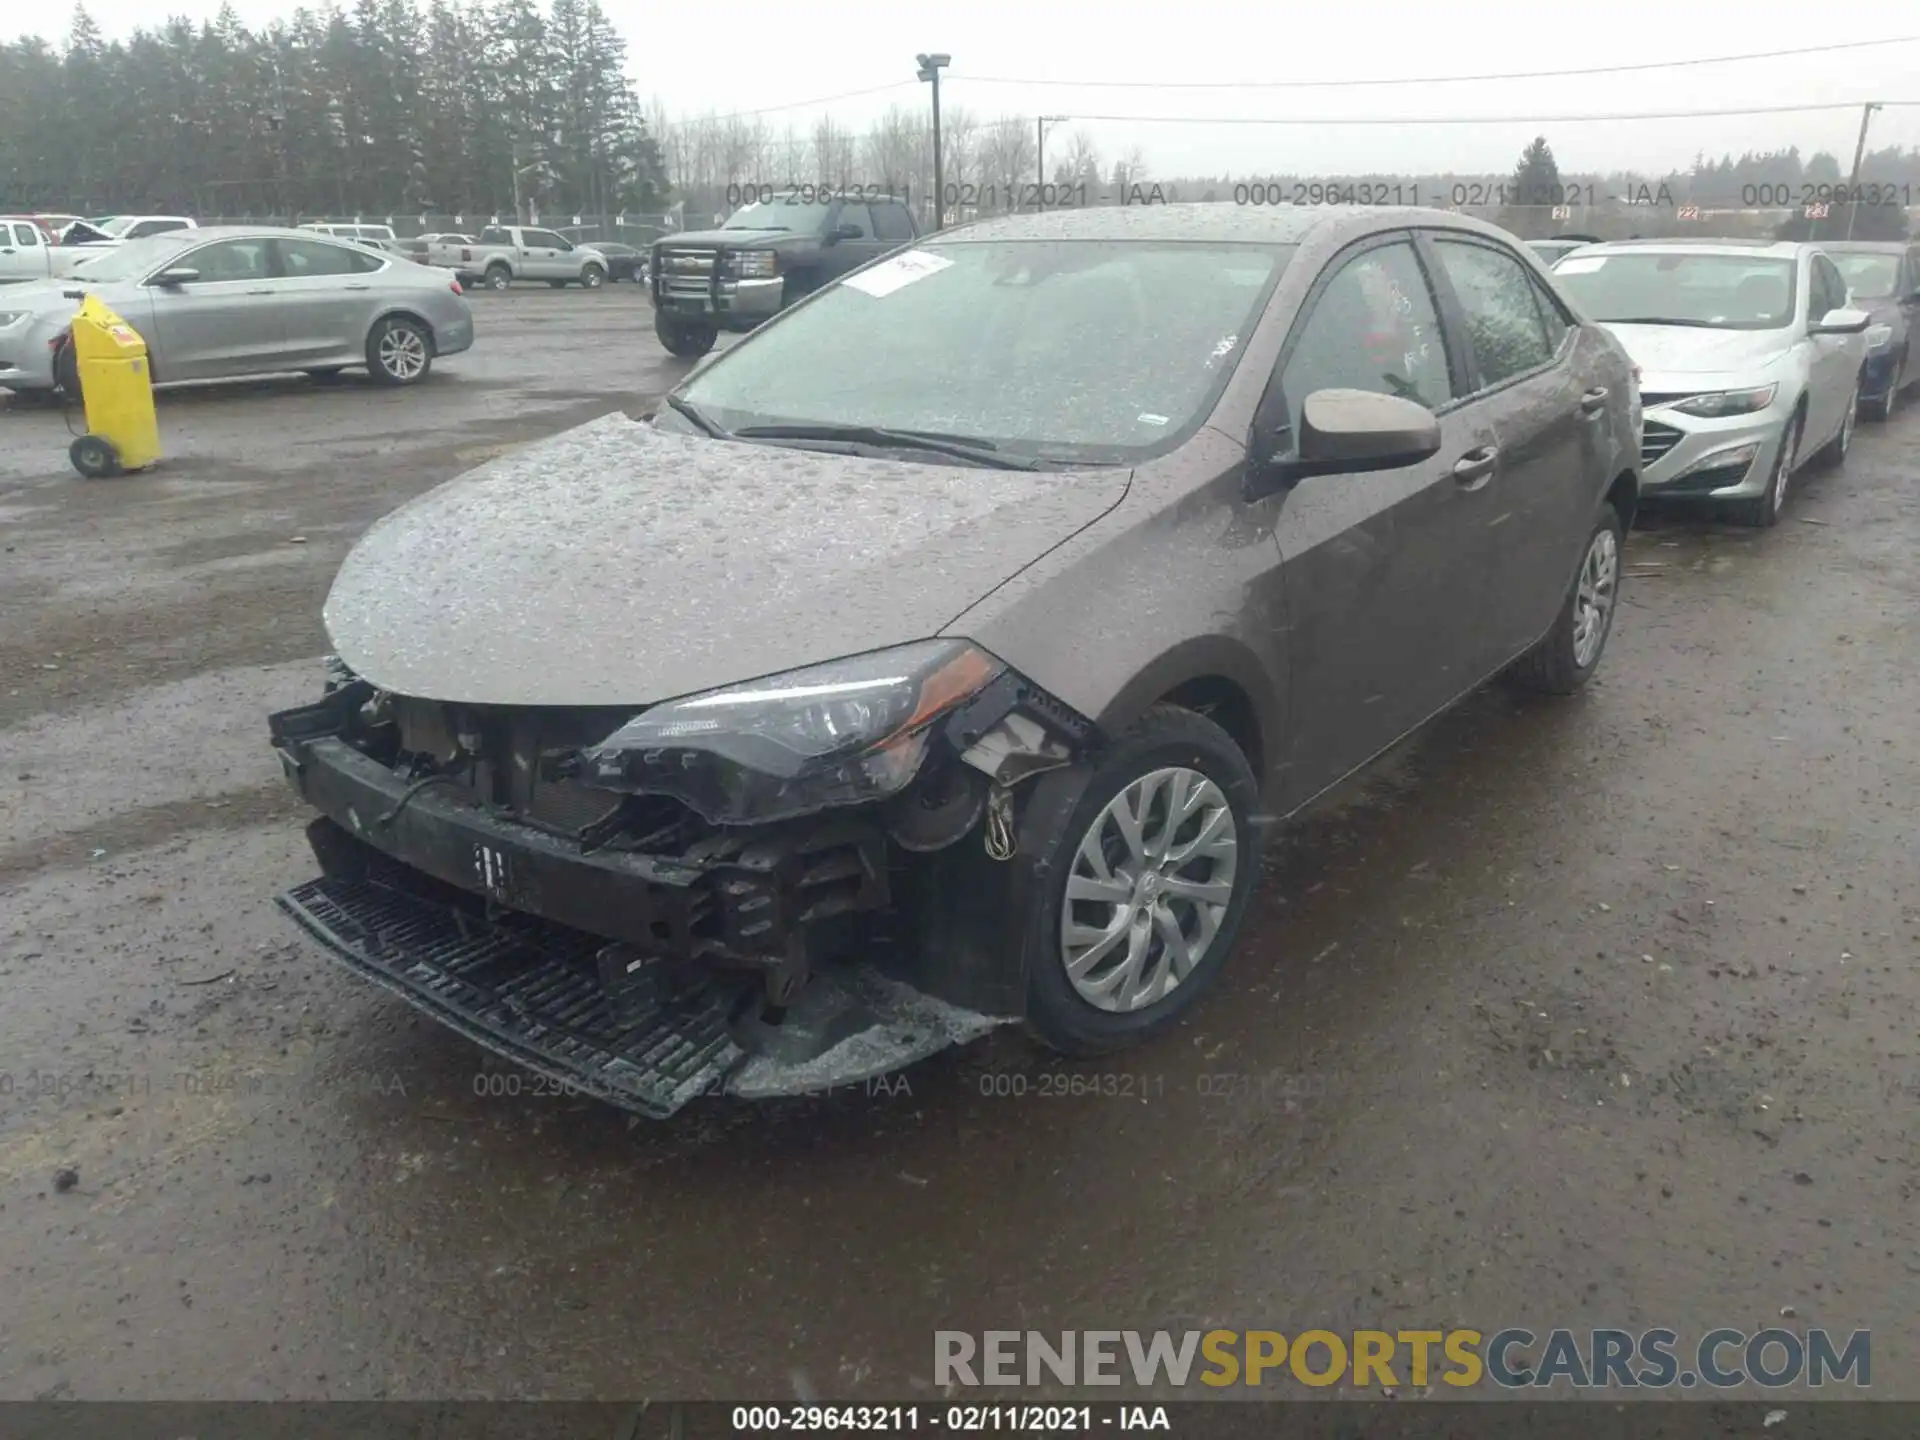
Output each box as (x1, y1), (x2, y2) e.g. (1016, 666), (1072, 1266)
(0, 225), (474, 393)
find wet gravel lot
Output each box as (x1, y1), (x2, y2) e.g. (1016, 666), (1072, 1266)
(1, 284), (1916, 1401)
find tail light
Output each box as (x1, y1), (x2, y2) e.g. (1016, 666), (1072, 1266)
(460, 248), (471, 262)
(450, 280), (463, 295)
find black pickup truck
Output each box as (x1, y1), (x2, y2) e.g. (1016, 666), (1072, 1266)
(650, 192), (918, 357)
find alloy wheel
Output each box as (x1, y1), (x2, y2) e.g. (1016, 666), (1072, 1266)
(378, 325), (428, 381)
(1771, 420), (1798, 515)
(1572, 526), (1618, 669)
(1060, 766), (1239, 1014)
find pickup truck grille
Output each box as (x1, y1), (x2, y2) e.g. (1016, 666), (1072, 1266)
(657, 247), (719, 301)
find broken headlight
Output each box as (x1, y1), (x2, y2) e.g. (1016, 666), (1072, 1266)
(580, 640), (1004, 825)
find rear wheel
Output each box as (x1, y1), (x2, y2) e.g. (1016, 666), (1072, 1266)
(654, 310), (717, 359)
(1509, 503), (1623, 694)
(1022, 706), (1261, 1056)
(367, 316), (433, 386)
(484, 263), (512, 292)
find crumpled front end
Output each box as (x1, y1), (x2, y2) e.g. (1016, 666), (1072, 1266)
(268, 653), (1097, 1118)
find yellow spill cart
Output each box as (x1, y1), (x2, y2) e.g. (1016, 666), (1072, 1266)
(66, 294), (161, 478)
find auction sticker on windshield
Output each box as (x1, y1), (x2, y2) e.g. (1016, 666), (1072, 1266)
(842, 249), (953, 298)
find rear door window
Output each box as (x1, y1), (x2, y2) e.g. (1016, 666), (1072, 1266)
(871, 202), (914, 242)
(832, 204), (875, 239)
(276, 237), (382, 276)
(1431, 238), (1557, 388)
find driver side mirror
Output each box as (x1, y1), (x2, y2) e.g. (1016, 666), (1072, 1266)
(1247, 388), (1443, 497)
(824, 224), (864, 244)
(1809, 306), (1870, 336)
(153, 267), (200, 287)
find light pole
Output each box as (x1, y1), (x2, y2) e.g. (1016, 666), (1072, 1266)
(1844, 101), (1880, 241)
(1037, 115), (1068, 204)
(916, 52), (951, 229)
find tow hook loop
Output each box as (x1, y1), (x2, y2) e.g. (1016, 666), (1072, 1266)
(984, 784), (1016, 861)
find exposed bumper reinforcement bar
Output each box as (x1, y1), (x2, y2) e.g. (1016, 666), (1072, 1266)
(278, 859), (1009, 1119)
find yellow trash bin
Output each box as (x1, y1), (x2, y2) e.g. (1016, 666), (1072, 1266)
(66, 294), (161, 478)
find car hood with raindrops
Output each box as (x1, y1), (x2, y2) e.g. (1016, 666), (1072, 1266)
(321, 412), (1132, 706)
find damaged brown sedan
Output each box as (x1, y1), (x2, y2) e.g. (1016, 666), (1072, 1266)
(270, 204), (1639, 1118)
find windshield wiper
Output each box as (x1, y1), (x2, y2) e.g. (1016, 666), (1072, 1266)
(1602, 317), (1730, 328)
(663, 394), (731, 438)
(732, 423), (1048, 470)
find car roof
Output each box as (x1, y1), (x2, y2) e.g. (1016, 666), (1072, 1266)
(135, 225), (394, 244)
(1572, 237), (1807, 259)
(930, 201), (1521, 248)
(1814, 240), (1909, 255)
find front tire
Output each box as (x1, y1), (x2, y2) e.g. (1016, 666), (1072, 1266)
(580, 263), (605, 289)
(1863, 354), (1902, 422)
(654, 311), (717, 359)
(1735, 409), (1803, 529)
(1509, 502), (1623, 695)
(367, 316), (433, 386)
(1022, 706), (1261, 1057)
(1818, 382), (1858, 467)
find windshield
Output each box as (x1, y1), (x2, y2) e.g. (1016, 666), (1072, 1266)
(66, 231), (201, 282)
(723, 199), (835, 233)
(1828, 253), (1899, 300)
(1554, 251), (1798, 330)
(678, 240), (1293, 464)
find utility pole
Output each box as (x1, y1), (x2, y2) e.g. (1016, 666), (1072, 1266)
(1037, 115), (1067, 205)
(1844, 101), (1880, 241)
(916, 53), (951, 229)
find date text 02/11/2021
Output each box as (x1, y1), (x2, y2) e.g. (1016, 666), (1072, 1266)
(729, 1405), (1169, 1432)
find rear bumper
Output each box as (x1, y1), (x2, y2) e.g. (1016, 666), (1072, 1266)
(433, 314), (475, 357)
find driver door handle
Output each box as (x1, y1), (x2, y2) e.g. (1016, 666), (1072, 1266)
(1452, 445), (1499, 490)
(1579, 386), (1610, 415)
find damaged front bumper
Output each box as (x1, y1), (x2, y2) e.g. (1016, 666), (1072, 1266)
(267, 661), (1095, 1118)
(279, 839), (1001, 1117)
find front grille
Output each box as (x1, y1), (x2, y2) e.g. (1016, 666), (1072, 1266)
(392, 698), (658, 839)
(1641, 420), (1684, 467)
(657, 247), (718, 301)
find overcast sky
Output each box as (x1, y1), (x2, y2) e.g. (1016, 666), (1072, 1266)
(7, 0), (1917, 177)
